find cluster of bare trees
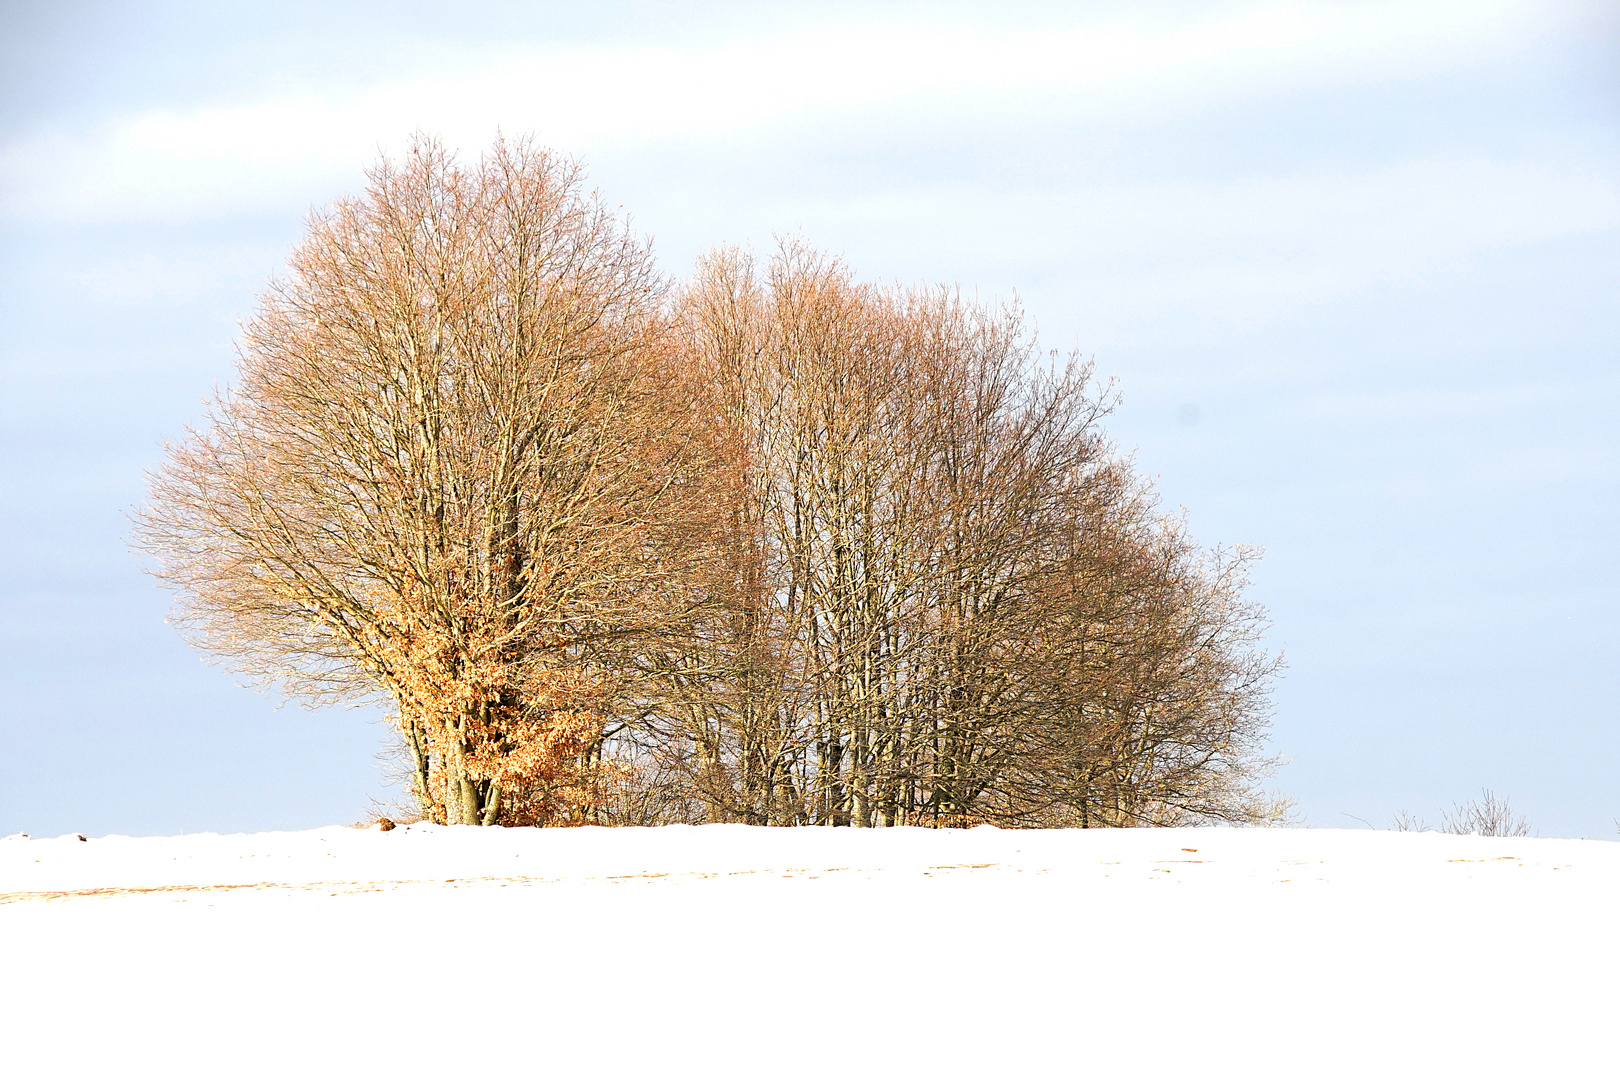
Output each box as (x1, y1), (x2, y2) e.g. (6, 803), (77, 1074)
(136, 138), (1281, 828)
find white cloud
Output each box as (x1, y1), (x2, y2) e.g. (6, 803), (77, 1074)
(1, 0), (1540, 224)
(719, 155), (1620, 304)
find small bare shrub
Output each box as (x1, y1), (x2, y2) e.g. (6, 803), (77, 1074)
(1389, 809), (1430, 832)
(1441, 789), (1532, 837)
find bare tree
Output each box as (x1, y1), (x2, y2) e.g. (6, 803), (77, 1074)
(643, 240), (1282, 828)
(134, 137), (732, 825)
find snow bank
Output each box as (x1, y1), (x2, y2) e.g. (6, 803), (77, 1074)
(3, 825), (1615, 1077)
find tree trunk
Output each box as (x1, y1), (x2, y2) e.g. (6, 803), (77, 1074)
(442, 738), (493, 826)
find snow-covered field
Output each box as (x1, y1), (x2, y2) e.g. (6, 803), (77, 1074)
(3, 824), (1615, 1078)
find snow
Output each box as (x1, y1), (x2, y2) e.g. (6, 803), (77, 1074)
(2, 825), (1615, 1078)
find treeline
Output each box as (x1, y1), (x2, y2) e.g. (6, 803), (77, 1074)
(137, 138), (1281, 829)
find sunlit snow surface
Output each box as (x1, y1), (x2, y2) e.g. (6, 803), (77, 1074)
(3, 825), (1615, 1077)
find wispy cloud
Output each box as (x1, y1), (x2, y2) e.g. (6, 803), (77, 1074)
(1, 1), (1542, 224)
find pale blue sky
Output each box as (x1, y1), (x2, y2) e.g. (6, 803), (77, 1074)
(2, 0), (1615, 836)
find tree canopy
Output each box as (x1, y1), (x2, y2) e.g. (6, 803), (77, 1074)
(136, 137), (1281, 827)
